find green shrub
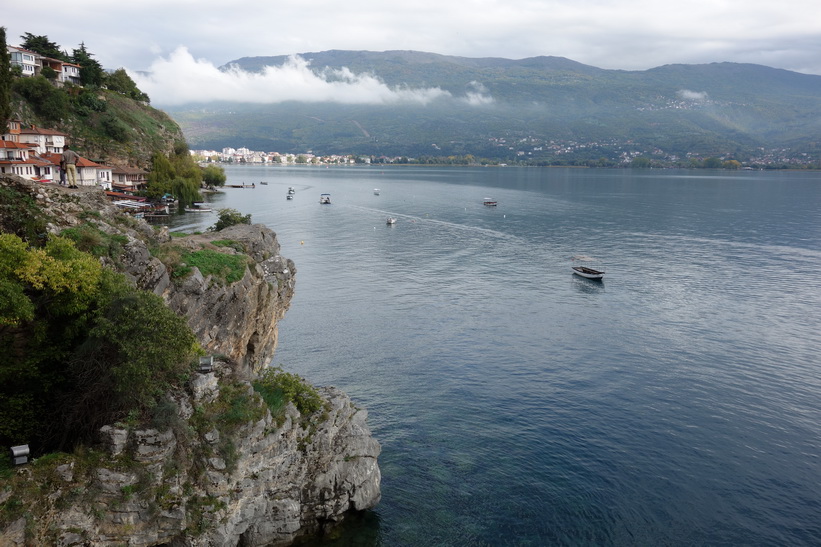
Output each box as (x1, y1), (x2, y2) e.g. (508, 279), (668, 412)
(211, 208), (251, 232)
(253, 367), (324, 420)
(101, 114), (131, 143)
(60, 223), (128, 260)
(0, 186), (49, 244)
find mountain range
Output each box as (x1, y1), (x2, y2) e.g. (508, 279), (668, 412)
(162, 50), (821, 164)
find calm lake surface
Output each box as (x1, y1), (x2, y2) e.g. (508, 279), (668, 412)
(167, 166), (821, 546)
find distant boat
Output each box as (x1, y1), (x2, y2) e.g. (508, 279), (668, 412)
(571, 255), (605, 280)
(320, 193), (331, 204)
(374, 188), (380, 195)
(286, 194), (294, 200)
(288, 186), (296, 194)
(185, 204), (212, 213)
(386, 217), (397, 225)
(259, 181), (268, 185)
(227, 183), (255, 188)
(571, 266), (605, 280)
(483, 198), (498, 206)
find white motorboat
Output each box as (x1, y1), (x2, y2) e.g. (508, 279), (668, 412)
(319, 193), (331, 204)
(386, 217), (397, 225)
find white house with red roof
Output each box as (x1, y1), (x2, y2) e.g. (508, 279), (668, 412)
(0, 140), (42, 180)
(19, 125), (67, 154)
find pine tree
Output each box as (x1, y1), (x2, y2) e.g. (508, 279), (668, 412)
(72, 42), (105, 87)
(0, 27), (12, 133)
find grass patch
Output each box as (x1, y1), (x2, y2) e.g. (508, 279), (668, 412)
(152, 244), (250, 284)
(211, 239), (246, 253)
(181, 249), (248, 284)
(253, 367), (324, 425)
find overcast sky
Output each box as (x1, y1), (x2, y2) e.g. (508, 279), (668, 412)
(5, 0), (820, 106)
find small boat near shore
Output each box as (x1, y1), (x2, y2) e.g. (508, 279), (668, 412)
(185, 202), (212, 213)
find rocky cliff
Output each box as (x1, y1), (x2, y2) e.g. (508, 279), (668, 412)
(0, 175), (382, 546)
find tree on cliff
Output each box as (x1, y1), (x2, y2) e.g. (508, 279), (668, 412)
(19, 32), (69, 62)
(106, 68), (150, 103)
(0, 27), (12, 133)
(72, 42), (105, 87)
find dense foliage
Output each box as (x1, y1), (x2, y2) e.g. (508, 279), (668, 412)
(211, 208), (251, 232)
(145, 143), (203, 207)
(201, 164), (227, 187)
(106, 68), (150, 103)
(0, 229), (200, 453)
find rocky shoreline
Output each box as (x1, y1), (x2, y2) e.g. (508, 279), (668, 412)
(0, 175), (381, 546)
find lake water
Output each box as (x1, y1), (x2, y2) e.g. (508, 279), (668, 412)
(166, 165), (821, 546)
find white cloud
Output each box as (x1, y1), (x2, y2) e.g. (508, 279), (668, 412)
(677, 90), (709, 101)
(463, 81), (494, 106)
(131, 48), (452, 106)
(4, 0), (821, 78)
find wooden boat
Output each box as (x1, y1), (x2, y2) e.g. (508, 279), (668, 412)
(319, 193), (331, 204)
(386, 217), (397, 225)
(572, 266), (605, 280)
(185, 202), (212, 213)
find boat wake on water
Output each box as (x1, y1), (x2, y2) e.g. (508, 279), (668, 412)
(345, 204), (525, 243)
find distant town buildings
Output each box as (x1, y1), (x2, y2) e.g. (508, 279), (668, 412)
(190, 147), (369, 165)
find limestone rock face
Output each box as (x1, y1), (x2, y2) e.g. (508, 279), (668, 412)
(159, 224), (296, 373)
(0, 176), (381, 546)
(11, 381), (381, 547)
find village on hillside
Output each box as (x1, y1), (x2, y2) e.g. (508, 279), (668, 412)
(2, 43), (149, 192)
(1, 120), (147, 191)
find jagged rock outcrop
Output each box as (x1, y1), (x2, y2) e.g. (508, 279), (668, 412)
(159, 224), (296, 373)
(0, 175), (382, 546)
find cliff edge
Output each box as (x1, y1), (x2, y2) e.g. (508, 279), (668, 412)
(0, 175), (381, 546)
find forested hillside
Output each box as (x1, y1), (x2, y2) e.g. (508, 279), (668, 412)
(166, 50), (821, 166)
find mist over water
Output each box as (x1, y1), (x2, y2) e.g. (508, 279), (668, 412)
(168, 166), (821, 545)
